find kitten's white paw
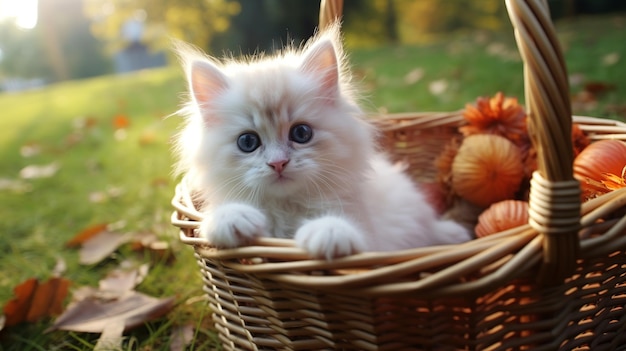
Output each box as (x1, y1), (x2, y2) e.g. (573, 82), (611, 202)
(295, 216), (365, 260)
(199, 203), (267, 248)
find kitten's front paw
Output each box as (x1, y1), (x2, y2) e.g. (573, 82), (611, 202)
(295, 216), (365, 260)
(199, 203), (267, 248)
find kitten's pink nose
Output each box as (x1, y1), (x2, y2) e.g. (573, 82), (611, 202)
(267, 159), (290, 174)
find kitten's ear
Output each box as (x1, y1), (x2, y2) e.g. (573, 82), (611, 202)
(189, 60), (228, 107)
(300, 38), (340, 98)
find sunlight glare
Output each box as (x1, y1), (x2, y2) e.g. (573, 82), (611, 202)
(0, 0), (38, 29)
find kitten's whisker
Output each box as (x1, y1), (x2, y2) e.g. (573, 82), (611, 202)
(306, 172), (345, 214)
(208, 174), (248, 203)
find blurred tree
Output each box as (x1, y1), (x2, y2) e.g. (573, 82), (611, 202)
(395, 0), (507, 44)
(0, 0), (110, 82)
(342, 0), (398, 46)
(39, 0), (111, 81)
(0, 22), (51, 79)
(549, 0), (626, 18)
(211, 0), (319, 55)
(84, 0), (241, 53)
(340, 0), (508, 46)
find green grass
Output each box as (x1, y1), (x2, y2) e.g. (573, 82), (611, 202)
(1, 14), (625, 350)
(0, 69), (217, 350)
(348, 14), (626, 118)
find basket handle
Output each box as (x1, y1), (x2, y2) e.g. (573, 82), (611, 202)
(319, 0), (343, 30)
(505, 0), (580, 284)
(318, 0), (581, 284)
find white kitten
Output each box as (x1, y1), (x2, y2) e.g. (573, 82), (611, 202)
(174, 24), (471, 260)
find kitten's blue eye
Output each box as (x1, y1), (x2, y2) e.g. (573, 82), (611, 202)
(289, 124), (313, 144)
(237, 132), (261, 152)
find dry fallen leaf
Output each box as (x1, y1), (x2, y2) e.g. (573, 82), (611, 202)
(2, 278), (37, 327)
(46, 291), (175, 333)
(79, 230), (133, 265)
(0, 178), (32, 193)
(66, 223), (109, 248)
(88, 187), (124, 203)
(88, 192), (107, 203)
(3, 277), (71, 327)
(428, 79), (448, 96)
(20, 142), (41, 158)
(584, 81), (616, 96)
(19, 162), (60, 179)
(151, 177), (169, 188)
(98, 263), (150, 298)
(94, 322), (125, 351)
(52, 257), (67, 277)
(602, 52), (620, 66)
(568, 72), (586, 87)
(404, 68), (424, 85)
(139, 130), (157, 145)
(571, 90), (598, 113)
(68, 261), (148, 302)
(114, 128), (128, 141)
(26, 278), (69, 322)
(113, 114), (130, 130)
(73, 116), (98, 130)
(170, 324), (195, 351)
(130, 233), (176, 265)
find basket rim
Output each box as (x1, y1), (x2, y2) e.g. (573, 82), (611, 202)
(172, 167), (626, 297)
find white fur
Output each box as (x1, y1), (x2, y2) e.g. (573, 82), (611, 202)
(174, 23), (472, 259)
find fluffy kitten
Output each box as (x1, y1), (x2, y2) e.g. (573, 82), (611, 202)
(174, 24), (471, 259)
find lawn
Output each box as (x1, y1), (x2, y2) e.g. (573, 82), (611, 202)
(1, 14), (625, 350)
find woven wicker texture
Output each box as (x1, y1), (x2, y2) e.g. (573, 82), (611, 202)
(171, 0), (626, 349)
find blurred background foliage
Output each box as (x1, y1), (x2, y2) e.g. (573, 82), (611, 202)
(0, 0), (625, 85)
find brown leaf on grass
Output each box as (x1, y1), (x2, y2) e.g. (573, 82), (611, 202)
(569, 73), (586, 87)
(52, 257), (67, 277)
(3, 277), (71, 327)
(113, 114), (130, 130)
(46, 291), (175, 333)
(19, 162), (60, 179)
(584, 81), (616, 96)
(20, 142), (41, 158)
(2, 278), (37, 327)
(404, 68), (424, 85)
(88, 191), (108, 203)
(87, 186), (124, 203)
(114, 128), (128, 141)
(139, 130), (157, 145)
(571, 90), (597, 113)
(605, 103), (626, 118)
(66, 223), (109, 248)
(170, 324), (195, 351)
(73, 116), (98, 130)
(69, 262), (148, 302)
(0, 178), (32, 193)
(94, 322), (125, 351)
(151, 177), (169, 188)
(602, 52), (620, 66)
(79, 230), (133, 265)
(130, 233), (176, 265)
(428, 79), (448, 96)
(98, 263), (150, 298)
(65, 132), (84, 147)
(26, 278), (70, 322)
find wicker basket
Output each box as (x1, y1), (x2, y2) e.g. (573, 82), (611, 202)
(171, 0), (626, 349)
